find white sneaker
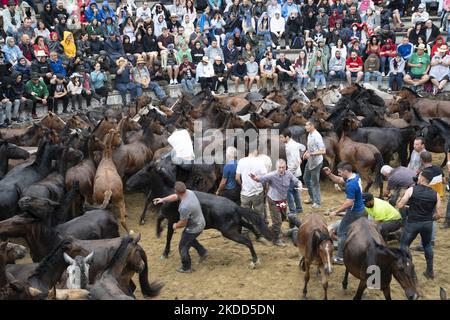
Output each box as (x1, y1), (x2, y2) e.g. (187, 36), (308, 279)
(276, 46), (281, 50)
(170, 79), (174, 85)
(285, 46), (290, 50)
(174, 79), (178, 84)
(311, 203), (321, 209)
(382, 72), (386, 77)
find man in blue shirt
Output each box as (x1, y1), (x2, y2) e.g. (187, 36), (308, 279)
(215, 147), (240, 204)
(323, 161), (365, 265)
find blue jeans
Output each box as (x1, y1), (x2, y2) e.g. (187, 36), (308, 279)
(388, 73), (404, 90)
(179, 230), (207, 270)
(116, 82), (138, 106)
(148, 81), (167, 100)
(364, 71), (382, 87)
(303, 163), (322, 205)
(181, 78), (196, 94)
(297, 75), (309, 89)
(380, 57), (392, 74)
(314, 72), (326, 88)
(401, 220), (433, 270)
(337, 210), (365, 258)
(287, 179), (302, 215)
(328, 70), (345, 81)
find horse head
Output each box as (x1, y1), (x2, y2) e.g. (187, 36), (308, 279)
(385, 247), (418, 300)
(125, 164), (153, 193)
(18, 196), (61, 220)
(64, 252), (94, 290)
(5, 242), (27, 263)
(0, 140), (30, 160)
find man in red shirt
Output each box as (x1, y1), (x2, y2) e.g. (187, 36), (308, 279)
(345, 50), (363, 85)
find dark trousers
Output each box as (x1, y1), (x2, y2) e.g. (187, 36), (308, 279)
(95, 86), (109, 103)
(198, 77), (214, 91)
(377, 219), (402, 242)
(213, 76), (228, 92)
(70, 93), (83, 110)
(220, 187), (241, 205)
(337, 210), (365, 258)
(179, 230), (207, 270)
(268, 197), (284, 241)
(284, 32), (302, 47)
(49, 96), (69, 113)
(400, 220), (433, 272)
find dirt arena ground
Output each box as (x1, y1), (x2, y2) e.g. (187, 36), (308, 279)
(12, 156), (450, 300)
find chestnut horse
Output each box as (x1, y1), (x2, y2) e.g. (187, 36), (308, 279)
(40, 111), (66, 131)
(342, 217), (418, 300)
(93, 129), (129, 233)
(297, 213), (333, 300)
(392, 87), (450, 118)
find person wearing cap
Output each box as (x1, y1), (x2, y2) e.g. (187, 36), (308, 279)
(345, 50), (364, 85)
(429, 44), (450, 95)
(48, 73), (69, 114)
(25, 73), (49, 118)
(270, 11), (285, 50)
(403, 43), (430, 92)
(196, 55), (215, 92)
(396, 170), (442, 279)
(260, 50), (278, 90)
(167, 12), (182, 34)
(179, 54), (196, 94)
(362, 192), (402, 242)
(212, 55), (228, 93)
(411, 3), (430, 25)
(2, 0), (22, 36)
(323, 161), (365, 265)
(115, 56), (138, 106)
(381, 165), (416, 206)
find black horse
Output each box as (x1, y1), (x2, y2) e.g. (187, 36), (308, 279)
(0, 140), (30, 179)
(126, 162), (273, 268)
(0, 139), (61, 220)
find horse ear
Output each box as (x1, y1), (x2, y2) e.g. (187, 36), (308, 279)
(440, 287), (447, 300)
(63, 252), (75, 265)
(84, 251), (94, 264)
(133, 233), (142, 244)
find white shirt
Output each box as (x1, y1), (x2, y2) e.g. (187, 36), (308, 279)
(270, 16), (285, 33)
(236, 156), (268, 197)
(196, 62), (215, 79)
(136, 7), (152, 20)
(168, 129), (195, 160)
(285, 138), (306, 177)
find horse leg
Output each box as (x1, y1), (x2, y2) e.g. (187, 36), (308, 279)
(161, 218), (174, 259)
(359, 170), (373, 193)
(319, 265), (328, 300)
(353, 280), (367, 300)
(382, 286), (392, 300)
(156, 213), (165, 238)
(303, 261), (310, 300)
(342, 269), (349, 290)
(139, 195), (151, 225)
(117, 199), (130, 234)
(221, 228), (259, 268)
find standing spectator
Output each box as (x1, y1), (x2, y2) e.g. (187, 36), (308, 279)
(259, 51), (278, 90)
(308, 49), (327, 90)
(250, 159), (303, 246)
(179, 54), (196, 94)
(408, 137), (427, 174)
(196, 56), (215, 93)
(328, 49), (346, 82)
(270, 11), (285, 50)
(25, 72), (49, 118)
(387, 54), (406, 93)
(216, 146), (240, 204)
(345, 50), (364, 85)
(323, 161), (365, 264)
(380, 38), (397, 76)
(212, 55), (228, 93)
(364, 53), (382, 88)
(397, 170), (442, 279)
(429, 45), (450, 95)
(90, 62), (108, 107)
(381, 165), (417, 206)
(231, 57), (247, 92)
(115, 57), (138, 106)
(245, 54), (260, 91)
(403, 43), (430, 92)
(294, 50), (310, 91)
(303, 120), (326, 208)
(280, 129), (306, 218)
(276, 53), (295, 90)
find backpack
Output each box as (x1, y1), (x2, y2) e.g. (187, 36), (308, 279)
(291, 36), (303, 49)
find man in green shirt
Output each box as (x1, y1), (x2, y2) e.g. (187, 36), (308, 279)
(362, 193), (402, 242)
(25, 72), (49, 119)
(403, 44), (430, 92)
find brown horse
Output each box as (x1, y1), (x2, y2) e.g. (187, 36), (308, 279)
(40, 111), (66, 131)
(342, 217), (418, 300)
(93, 118), (118, 142)
(265, 90), (288, 105)
(391, 87), (450, 118)
(117, 116), (141, 144)
(0, 123), (46, 146)
(297, 213), (333, 300)
(212, 95), (250, 114)
(93, 129), (129, 233)
(337, 118), (384, 196)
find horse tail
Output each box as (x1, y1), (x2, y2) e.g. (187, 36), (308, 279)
(137, 247), (164, 298)
(373, 152), (384, 195)
(100, 190), (113, 209)
(236, 207), (273, 241)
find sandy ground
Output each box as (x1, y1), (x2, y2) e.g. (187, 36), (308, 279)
(12, 156), (450, 300)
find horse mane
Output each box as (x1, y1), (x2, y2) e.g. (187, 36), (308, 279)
(103, 236), (132, 272)
(400, 86), (419, 97)
(30, 239), (72, 280)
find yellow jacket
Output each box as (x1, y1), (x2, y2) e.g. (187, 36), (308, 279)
(61, 31), (76, 58)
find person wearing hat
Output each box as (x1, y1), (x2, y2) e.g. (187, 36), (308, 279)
(412, 3), (430, 25)
(167, 12), (181, 34)
(212, 55), (228, 93)
(25, 72), (49, 119)
(362, 192), (402, 242)
(133, 56), (167, 101)
(396, 170), (443, 279)
(196, 55), (215, 92)
(429, 44), (450, 95)
(179, 54), (196, 94)
(115, 56), (138, 106)
(403, 43), (430, 92)
(2, 0), (22, 36)
(380, 165), (416, 206)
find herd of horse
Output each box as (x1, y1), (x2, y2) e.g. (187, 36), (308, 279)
(0, 83), (449, 299)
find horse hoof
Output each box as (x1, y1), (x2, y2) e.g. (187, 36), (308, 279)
(161, 254), (169, 260)
(139, 219), (146, 225)
(250, 259), (260, 269)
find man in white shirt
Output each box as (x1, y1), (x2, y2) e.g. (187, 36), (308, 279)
(270, 11), (285, 50)
(408, 137), (426, 174)
(136, 2), (152, 24)
(196, 56), (215, 92)
(236, 149), (268, 242)
(280, 129), (306, 222)
(260, 51), (279, 89)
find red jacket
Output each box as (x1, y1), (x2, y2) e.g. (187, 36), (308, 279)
(380, 43), (397, 58)
(346, 56), (363, 70)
